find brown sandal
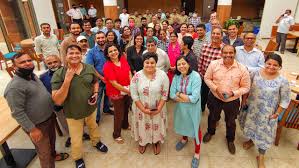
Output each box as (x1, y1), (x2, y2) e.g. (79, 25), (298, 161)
(114, 137), (124, 144)
(139, 145), (147, 154)
(243, 140), (254, 150)
(153, 142), (161, 155)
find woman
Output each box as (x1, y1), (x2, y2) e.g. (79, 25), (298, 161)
(170, 56), (202, 168)
(239, 54), (291, 168)
(167, 25), (175, 37)
(103, 43), (131, 144)
(161, 20), (169, 37)
(126, 33), (145, 74)
(130, 52), (169, 155)
(106, 30), (118, 45)
(188, 24), (198, 39)
(180, 36), (198, 71)
(154, 23), (161, 38)
(167, 32), (180, 84)
(157, 30), (170, 53)
(120, 26), (134, 53)
(144, 27), (159, 46)
(178, 23), (192, 44)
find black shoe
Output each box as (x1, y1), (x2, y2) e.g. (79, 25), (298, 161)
(227, 141), (236, 154)
(82, 133), (90, 141)
(94, 141), (108, 153)
(104, 110), (114, 115)
(65, 137), (71, 147)
(203, 133), (212, 143)
(96, 119), (100, 125)
(75, 158), (85, 168)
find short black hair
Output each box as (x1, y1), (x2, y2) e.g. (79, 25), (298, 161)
(146, 37), (157, 45)
(83, 20), (91, 25)
(182, 36), (194, 50)
(104, 43), (121, 61)
(170, 32), (178, 37)
(221, 44), (236, 54)
(141, 17), (147, 21)
(105, 30), (118, 45)
(114, 18), (121, 23)
(174, 56), (193, 75)
(196, 24), (206, 30)
(11, 52), (26, 64)
(96, 31), (105, 36)
(162, 20), (169, 25)
(265, 53), (282, 67)
(40, 23), (50, 28)
(142, 52), (158, 64)
(69, 22), (80, 29)
(105, 18), (113, 24)
(66, 44), (82, 54)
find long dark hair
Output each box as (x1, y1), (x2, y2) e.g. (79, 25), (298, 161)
(174, 56), (193, 75)
(104, 43), (121, 61)
(106, 30), (118, 45)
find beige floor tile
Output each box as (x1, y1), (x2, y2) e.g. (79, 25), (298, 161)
(209, 156), (254, 168)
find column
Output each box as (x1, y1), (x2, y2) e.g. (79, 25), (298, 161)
(103, 0), (118, 19)
(216, 0), (232, 26)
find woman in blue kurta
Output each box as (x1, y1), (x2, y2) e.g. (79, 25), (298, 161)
(170, 56), (202, 168)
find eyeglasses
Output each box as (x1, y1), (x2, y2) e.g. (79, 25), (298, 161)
(222, 56), (234, 59)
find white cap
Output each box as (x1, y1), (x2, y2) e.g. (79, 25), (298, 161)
(76, 35), (87, 42)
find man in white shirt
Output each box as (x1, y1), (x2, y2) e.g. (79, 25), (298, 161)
(88, 3), (97, 27)
(91, 18), (105, 33)
(119, 8), (129, 27)
(34, 23), (60, 64)
(66, 4), (83, 25)
(275, 9), (295, 54)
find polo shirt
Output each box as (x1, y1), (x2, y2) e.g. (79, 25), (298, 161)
(34, 34), (60, 57)
(51, 64), (97, 119)
(80, 31), (96, 48)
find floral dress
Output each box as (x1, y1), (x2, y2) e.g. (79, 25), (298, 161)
(130, 69), (169, 146)
(239, 70), (291, 150)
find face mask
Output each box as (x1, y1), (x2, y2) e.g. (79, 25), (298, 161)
(129, 23), (135, 27)
(16, 67), (34, 79)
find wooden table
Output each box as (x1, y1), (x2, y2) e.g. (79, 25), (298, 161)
(284, 72), (299, 94)
(287, 31), (299, 53)
(0, 97), (36, 168)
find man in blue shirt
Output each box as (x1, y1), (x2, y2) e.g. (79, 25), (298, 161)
(101, 18), (121, 44)
(85, 31), (114, 124)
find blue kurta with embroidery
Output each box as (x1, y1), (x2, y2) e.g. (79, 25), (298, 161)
(170, 71), (202, 144)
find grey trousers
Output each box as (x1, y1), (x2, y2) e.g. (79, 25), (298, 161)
(276, 32), (287, 52)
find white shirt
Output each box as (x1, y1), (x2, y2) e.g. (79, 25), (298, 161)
(88, 8), (97, 18)
(119, 13), (129, 27)
(143, 48), (170, 72)
(277, 15), (295, 34)
(66, 8), (83, 20)
(235, 46), (265, 73)
(34, 34), (60, 57)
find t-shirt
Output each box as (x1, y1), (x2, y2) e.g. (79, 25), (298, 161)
(277, 15), (295, 34)
(51, 64), (97, 119)
(103, 56), (131, 98)
(119, 13), (129, 27)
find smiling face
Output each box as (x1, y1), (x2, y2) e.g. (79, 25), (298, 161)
(143, 57), (156, 73)
(177, 58), (190, 75)
(83, 22), (92, 31)
(170, 33), (178, 43)
(69, 23), (81, 36)
(227, 24), (238, 39)
(196, 27), (206, 38)
(188, 25), (195, 33)
(146, 28), (154, 37)
(41, 24), (51, 35)
(66, 47), (82, 65)
(123, 27), (131, 36)
(211, 28), (222, 44)
(107, 32), (115, 42)
(45, 55), (61, 70)
(180, 24), (187, 34)
(265, 59), (281, 75)
(222, 45), (235, 66)
(243, 33), (256, 47)
(107, 45), (119, 62)
(135, 35), (143, 46)
(146, 42), (157, 53)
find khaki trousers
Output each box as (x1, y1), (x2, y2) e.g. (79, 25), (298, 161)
(66, 112), (100, 160)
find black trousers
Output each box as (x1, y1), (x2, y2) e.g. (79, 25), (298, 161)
(200, 79), (210, 112)
(207, 93), (240, 142)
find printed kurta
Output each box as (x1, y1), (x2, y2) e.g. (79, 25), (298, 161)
(130, 69), (169, 146)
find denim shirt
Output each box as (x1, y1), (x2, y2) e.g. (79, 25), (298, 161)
(85, 45), (106, 76)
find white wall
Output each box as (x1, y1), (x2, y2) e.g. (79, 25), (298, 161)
(31, 0), (57, 34)
(295, 4), (299, 23)
(259, 0), (298, 38)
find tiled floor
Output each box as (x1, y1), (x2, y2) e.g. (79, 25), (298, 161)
(1, 39), (299, 168)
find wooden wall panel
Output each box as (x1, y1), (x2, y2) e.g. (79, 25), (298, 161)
(128, 0), (181, 14)
(231, 0), (265, 19)
(217, 5), (231, 26)
(104, 6), (118, 20)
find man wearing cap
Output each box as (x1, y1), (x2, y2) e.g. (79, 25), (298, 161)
(76, 35), (90, 62)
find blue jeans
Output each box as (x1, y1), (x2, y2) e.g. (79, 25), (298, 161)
(96, 82), (110, 121)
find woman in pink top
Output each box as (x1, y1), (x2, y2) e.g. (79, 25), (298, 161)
(167, 32), (181, 84)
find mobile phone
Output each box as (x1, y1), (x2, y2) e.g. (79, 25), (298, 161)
(89, 95), (96, 103)
(150, 109), (157, 111)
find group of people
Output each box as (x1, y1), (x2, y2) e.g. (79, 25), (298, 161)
(3, 7), (294, 168)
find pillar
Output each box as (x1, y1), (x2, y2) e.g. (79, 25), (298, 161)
(103, 0), (118, 19)
(216, 0), (232, 26)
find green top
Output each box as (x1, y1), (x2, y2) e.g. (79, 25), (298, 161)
(51, 63), (97, 119)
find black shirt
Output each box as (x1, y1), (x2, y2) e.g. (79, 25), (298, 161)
(126, 45), (145, 73)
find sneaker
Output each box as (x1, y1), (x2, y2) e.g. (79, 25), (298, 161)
(65, 137), (71, 147)
(227, 141), (236, 154)
(191, 157), (200, 168)
(75, 158), (85, 168)
(94, 141), (108, 153)
(82, 133), (90, 141)
(202, 133), (212, 143)
(175, 140), (188, 151)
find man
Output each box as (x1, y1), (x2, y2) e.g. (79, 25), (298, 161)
(198, 27), (224, 112)
(85, 31), (114, 124)
(4, 53), (56, 168)
(80, 20), (96, 48)
(143, 38), (170, 72)
(76, 35), (90, 61)
(91, 18), (105, 33)
(170, 8), (180, 22)
(188, 12), (201, 27)
(235, 33), (265, 72)
(148, 15), (159, 28)
(205, 11), (217, 33)
(102, 18), (121, 43)
(52, 45), (108, 168)
(158, 9), (166, 20)
(128, 17), (141, 37)
(275, 9), (295, 54)
(193, 24), (208, 58)
(34, 23), (60, 61)
(143, 9), (152, 24)
(205, 19), (221, 43)
(88, 4), (97, 27)
(119, 8), (129, 27)
(66, 4), (83, 25)
(223, 23), (243, 47)
(114, 18), (122, 31)
(78, 3), (88, 19)
(132, 11), (142, 27)
(60, 22), (81, 64)
(203, 45), (250, 154)
(140, 17), (148, 36)
(179, 10), (188, 24)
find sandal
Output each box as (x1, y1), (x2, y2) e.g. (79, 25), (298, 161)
(114, 137), (124, 144)
(243, 140), (254, 150)
(55, 153), (69, 161)
(175, 139), (188, 151)
(138, 145), (147, 154)
(153, 142), (161, 155)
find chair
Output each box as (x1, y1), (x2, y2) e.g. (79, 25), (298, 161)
(6, 66), (15, 78)
(275, 100), (299, 146)
(263, 39), (278, 57)
(21, 46), (43, 71)
(0, 51), (16, 70)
